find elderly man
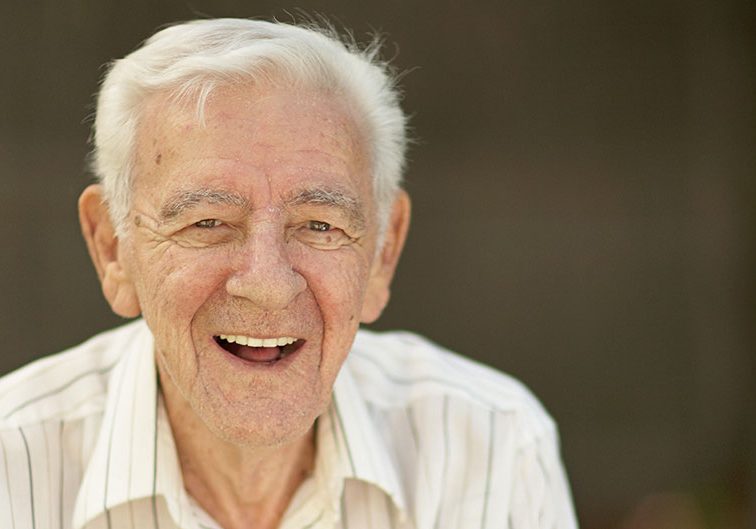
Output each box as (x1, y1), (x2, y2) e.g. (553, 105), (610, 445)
(0, 18), (577, 529)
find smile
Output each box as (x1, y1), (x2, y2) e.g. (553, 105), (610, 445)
(214, 334), (304, 363)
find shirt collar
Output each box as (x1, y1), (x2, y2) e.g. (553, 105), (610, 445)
(315, 356), (408, 518)
(72, 321), (407, 528)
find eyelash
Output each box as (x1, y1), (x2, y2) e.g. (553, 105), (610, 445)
(185, 218), (351, 250)
(194, 219), (332, 231)
(194, 219), (222, 228)
(308, 220), (331, 232)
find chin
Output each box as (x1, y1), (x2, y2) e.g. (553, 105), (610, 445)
(199, 396), (323, 449)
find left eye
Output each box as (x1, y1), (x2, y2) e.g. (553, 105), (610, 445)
(308, 220), (331, 232)
(294, 220), (352, 249)
(195, 219), (222, 228)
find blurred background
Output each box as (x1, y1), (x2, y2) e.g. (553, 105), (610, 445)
(1, 1), (753, 528)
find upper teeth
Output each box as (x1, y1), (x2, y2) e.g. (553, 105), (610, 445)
(218, 335), (297, 347)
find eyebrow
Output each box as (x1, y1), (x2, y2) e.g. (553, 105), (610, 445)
(159, 189), (249, 221)
(158, 185), (367, 229)
(286, 187), (366, 230)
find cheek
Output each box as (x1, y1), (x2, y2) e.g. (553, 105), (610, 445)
(136, 247), (235, 396)
(297, 250), (371, 317)
(295, 250), (372, 375)
(133, 246), (231, 348)
(143, 246), (227, 298)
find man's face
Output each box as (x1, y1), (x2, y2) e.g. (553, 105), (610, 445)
(99, 83), (402, 446)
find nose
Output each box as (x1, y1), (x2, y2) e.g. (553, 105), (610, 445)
(225, 227), (306, 310)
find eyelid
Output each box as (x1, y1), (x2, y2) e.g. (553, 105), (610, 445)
(194, 219), (222, 228)
(308, 220), (332, 231)
(291, 220), (356, 250)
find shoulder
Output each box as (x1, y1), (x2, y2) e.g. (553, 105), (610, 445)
(346, 330), (578, 527)
(0, 319), (149, 428)
(349, 329), (556, 446)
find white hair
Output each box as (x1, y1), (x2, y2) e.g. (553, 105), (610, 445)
(91, 18), (408, 235)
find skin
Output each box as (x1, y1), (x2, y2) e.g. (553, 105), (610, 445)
(79, 82), (410, 529)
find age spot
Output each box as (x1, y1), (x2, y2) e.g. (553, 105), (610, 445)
(155, 152), (162, 165)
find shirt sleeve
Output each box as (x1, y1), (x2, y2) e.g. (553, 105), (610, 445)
(506, 429), (579, 529)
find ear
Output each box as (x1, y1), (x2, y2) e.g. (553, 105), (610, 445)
(361, 190), (411, 324)
(78, 184), (141, 318)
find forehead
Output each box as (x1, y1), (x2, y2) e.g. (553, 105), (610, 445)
(132, 82), (371, 205)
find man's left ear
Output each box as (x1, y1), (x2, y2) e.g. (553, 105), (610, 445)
(361, 190), (411, 324)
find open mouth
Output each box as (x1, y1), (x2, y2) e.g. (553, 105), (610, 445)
(214, 334), (304, 364)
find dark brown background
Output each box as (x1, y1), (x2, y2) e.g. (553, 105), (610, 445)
(1, 1), (754, 528)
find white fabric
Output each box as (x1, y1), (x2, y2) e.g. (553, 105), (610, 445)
(0, 320), (578, 529)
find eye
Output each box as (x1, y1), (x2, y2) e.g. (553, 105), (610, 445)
(293, 220), (353, 250)
(194, 219), (222, 228)
(308, 220), (331, 232)
(170, 217), (237, 248)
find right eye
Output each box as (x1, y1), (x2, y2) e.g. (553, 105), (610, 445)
(169, 218), (237, 248)
(194, 219), (222, 228)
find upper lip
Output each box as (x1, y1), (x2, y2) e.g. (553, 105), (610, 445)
(217, 334), (300, 347)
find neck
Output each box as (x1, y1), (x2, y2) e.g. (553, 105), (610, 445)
(159, 372), (316, 529)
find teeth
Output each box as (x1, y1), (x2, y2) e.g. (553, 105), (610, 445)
(218, 334), (297, 347)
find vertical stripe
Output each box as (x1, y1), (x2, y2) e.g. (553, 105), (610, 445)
(151, 393), (160, 529)
(536, 445), (551, 526)
(302, 509), (324, 529)
(521, 449), (536, 519)
(480, 411), (496, 529)
(19, 428), (35, 529)
(384, 493), (396, 529)
(42, 423), (52, 529)
(364, 486), (374, 529)
(405, 408), (420, 455)
(332, 394), (357, 474)
(59, 421), (64, 529)
(177, 486), (185, 528)
(327, 406), (343, 460)
(128, 500), (136, 529)
(2, 434), (17, 529)
(406, 405), (426, 488)
(82, 412), (96, 520)
(127, 350), (142, 529)
(455, 403), (473, 529)
(433, 397), (450, 529)
(102, 360), (129, 529)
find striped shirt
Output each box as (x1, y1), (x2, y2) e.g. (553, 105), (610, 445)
(0, 320), (578, 529)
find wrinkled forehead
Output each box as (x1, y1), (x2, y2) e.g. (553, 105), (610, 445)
(137, 80), (369, 163)
(130, 82), (376, 213)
